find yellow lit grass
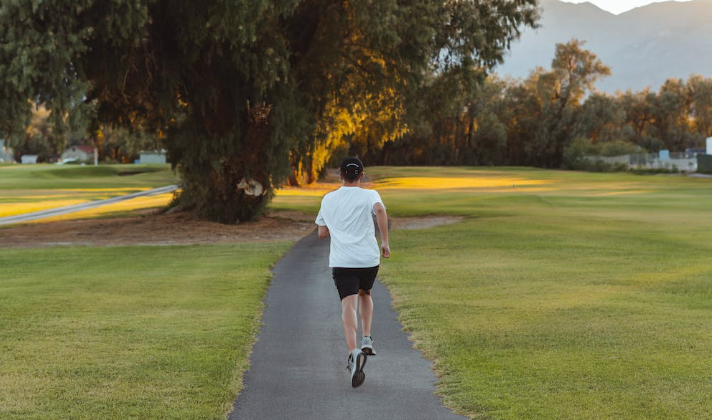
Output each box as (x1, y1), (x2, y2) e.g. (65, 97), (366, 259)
(270, 182), (340, 214)
(275, 187), (337, 197)
(0, 188), (159, 218)
(269, 167), (667, 217)
(0, 200), (89, 217)
(0, 188), (160, 217)
(376, 176), (554, 190)
(22, 193), (175, 223)
(0, 187), (151, 197)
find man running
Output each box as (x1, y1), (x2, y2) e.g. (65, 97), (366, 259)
(315, 157), (390, 388)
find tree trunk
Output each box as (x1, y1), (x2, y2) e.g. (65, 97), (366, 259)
(189, 103), (275, 224)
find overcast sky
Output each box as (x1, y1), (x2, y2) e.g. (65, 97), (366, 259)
(558, 0), (696, 15)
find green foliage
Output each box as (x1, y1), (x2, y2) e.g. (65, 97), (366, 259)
(628, 166), (680, 175)
(562, 136), (597, 169)
(0, 0), (95, 138)
(689, 75), (712, 137)
(575, 93), (627, 143)
(598, 140), (641, 157)
(645, 78), (704, 151)
(97, 126), (162, 163)
(7, 105), (55, 162)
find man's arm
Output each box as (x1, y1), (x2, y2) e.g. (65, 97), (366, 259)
(315, 205), (329, 239)
(317, 225), (330, 239)
(373, 202), (390, 258)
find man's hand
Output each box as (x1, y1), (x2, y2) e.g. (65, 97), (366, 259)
(374, 202), (390, 258)
(381, 243), (390, 258)
(317, 225), (330, 239)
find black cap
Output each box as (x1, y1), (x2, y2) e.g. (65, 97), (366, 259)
(340, 157), (364, 180)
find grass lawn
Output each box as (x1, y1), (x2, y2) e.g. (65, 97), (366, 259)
(274, 167), (712, 419)
(0, 164), (178, 218)
(4, 166), (711, 419)
(0, 243), (291, 419)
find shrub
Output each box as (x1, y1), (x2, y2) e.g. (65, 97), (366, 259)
(599, 140), (641, 157)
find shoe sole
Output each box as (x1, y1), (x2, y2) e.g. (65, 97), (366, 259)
(361, 347), (376, 356)
(351, 352), (367, 388)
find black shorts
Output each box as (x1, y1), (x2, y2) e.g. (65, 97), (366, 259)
(332, 266), (379, 301)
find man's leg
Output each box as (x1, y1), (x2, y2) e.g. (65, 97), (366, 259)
(341, 294), (359, 351)
(358, 290), (373, 337)
(357, 265), (379, 356)
(343, 293), (367, 388)
(334, 269), (368, 388)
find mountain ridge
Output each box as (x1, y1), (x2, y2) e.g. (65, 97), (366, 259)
(496, 0), (712, 93)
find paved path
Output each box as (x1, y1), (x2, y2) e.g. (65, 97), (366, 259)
(229, 231), (466, 420)
(0, 185), (178, 226)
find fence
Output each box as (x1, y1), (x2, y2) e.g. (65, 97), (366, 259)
(586, 153), (700, 172)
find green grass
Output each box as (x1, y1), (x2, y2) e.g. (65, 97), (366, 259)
(0, 163), (177, 191)
(275, 166), (712, 419)
(5, 166), (711, 419)
(0, 243), (291, 419)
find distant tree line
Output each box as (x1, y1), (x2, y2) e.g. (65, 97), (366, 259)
(8, 104), (162, 163)
(359, 39), (712, 170)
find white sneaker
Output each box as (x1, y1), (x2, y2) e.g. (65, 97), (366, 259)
(347, 348), (367, 388)
(361, 336), (376, 356)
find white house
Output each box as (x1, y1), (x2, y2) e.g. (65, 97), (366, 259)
(707, 137), (712, 155)
(139, 150), (167, 164)
(61, 145), (95, 163)
(21, 155), (38, 164)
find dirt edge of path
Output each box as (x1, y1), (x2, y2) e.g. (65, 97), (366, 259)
(0, 211), (464, 249)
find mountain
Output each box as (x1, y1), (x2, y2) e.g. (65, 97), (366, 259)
(494, 0), (712, 93)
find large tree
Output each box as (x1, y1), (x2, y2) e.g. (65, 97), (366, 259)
(1, 0), (538, 222)
(575, 93), (626, 144)
(649, 78), (699, 152)
(529, 39), (610, 167)
(689, 75), (712, 138)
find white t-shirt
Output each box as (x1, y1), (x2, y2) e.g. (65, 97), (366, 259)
(315, 186), (385, 268)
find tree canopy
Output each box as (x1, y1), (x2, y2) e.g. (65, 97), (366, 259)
(1, 0), (538, 222)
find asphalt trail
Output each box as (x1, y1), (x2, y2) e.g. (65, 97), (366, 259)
(229, 231), (466, 420)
